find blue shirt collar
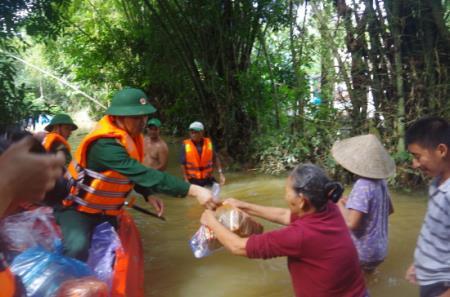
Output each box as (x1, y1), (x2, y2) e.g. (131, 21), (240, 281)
(430, 176), (450, 196)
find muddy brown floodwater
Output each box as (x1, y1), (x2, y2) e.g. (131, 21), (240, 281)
(69, 133), (427, 297)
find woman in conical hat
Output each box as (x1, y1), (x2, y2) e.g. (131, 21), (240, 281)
(332, 134), (396, 272)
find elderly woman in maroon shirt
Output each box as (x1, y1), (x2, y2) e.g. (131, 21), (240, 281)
(201, 164), (368, 297)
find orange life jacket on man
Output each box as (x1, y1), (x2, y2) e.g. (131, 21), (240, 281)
(42, 132), (71, 153)
(64, 115), (144, 216)
(183, 138), (213, 180)
(42, 132), (72, 164)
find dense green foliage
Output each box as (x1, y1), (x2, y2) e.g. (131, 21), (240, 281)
(0, 0), (69, 130)
(2, 0), (449, 187)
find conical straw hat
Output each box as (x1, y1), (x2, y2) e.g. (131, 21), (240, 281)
(331, 134), (395, 179)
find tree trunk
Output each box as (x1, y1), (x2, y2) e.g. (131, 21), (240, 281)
(259, 31), (280, 129)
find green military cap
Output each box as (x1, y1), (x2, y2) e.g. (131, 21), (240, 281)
(147, 118), (161, 127)
(106, 87), (157, 116)
(45, 113), (78, 132)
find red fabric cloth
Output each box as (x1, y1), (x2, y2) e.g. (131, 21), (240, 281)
(246, 202), (366, 297)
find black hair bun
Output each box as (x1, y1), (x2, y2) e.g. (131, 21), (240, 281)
(325, 181), (344, 203)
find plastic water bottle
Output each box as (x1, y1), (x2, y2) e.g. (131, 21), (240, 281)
(211, 182), (221, 202)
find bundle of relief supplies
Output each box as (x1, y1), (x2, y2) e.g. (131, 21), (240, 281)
(190, 204), (263, 258)
(10, 244), (94, 297)
(0, 207), (114, 297)
(86, 222), (121, 288)
(0, 207), (61, 260)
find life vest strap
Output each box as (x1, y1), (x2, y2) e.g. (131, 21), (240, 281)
(77, 183), (129, 198)
(185, 165), (213, 171)
(69, 195), (125, 210)
(73, 161), (131, 185)
(84, 168), (132, 184)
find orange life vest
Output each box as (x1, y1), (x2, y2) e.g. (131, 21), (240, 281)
(42, 132), (71, 153)
(0, 268), (16, 297)
(64, 115), (144, 216)
(0, 253), (16, 297)
(183, 138), (213, 180)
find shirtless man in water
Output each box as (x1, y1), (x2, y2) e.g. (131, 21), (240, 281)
(143, 118), (169, 171)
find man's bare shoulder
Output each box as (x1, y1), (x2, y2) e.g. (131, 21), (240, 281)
(155, 139), (169, 156)
(160, 139), (169, 150)
(146, 137), (168, 151)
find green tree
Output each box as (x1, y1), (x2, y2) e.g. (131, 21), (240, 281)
(0, 0), (68, 130)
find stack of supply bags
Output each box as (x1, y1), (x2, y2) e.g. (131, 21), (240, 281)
(0, 207), (116, 297)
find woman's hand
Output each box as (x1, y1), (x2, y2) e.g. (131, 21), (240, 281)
(147, 196), (164, 217)
(201, 208), (249, 256)
(223, 198), (246, 210)
(200, 209), (216, 226)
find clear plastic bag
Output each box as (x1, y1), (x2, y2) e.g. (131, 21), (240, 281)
(86, 222), (121, 289)
(55, 276), (109, 297)
(211, 182), (221, 202)
(215, 204), (263, 236)
(190, 205), (263, 258)
(189, 225), (223, 258)
(0, 207), (61, 256)
(10, 245), (93, 297)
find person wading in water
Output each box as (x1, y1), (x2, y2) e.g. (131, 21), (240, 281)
(143, 118), (168, 171)
(180, 121), (225, 187)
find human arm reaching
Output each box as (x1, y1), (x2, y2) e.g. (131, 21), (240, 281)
(188, 184), (220, 210)
(200, 209), (248, 256)
(88, 138), (220, 209)
(224, 198), (291, 225)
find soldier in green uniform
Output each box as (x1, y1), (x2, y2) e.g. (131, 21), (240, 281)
(42, 113), (78, 165)
(55, 87), (218, 261)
